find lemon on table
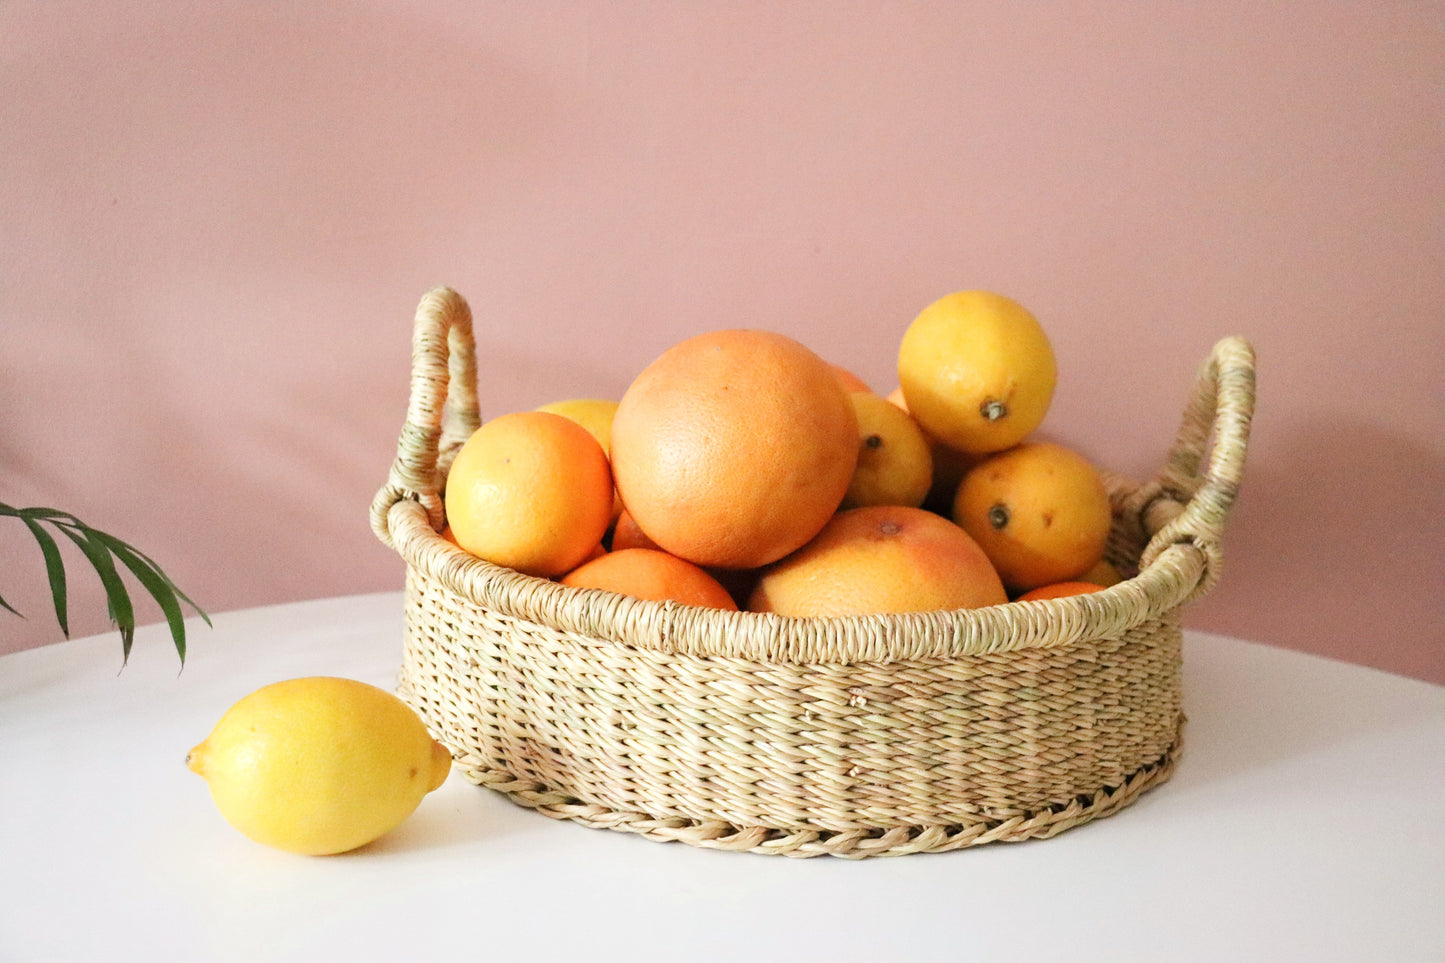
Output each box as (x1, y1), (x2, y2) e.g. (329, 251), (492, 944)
(897, 290), (1057, 456)
(187, 677), (452, 856)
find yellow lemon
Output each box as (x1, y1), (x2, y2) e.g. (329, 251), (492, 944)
(839, 391), (933, 510)
(897, 291), (1057, 456)
(535, 398), (619, 454)
(951, 441), (1112, 592)
(187, 677), (452, 856)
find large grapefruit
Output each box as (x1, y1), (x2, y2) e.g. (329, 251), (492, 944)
(609, 330), (859, 569)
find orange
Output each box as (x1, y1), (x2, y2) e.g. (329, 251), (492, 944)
(560, 547), (738, 611)
(1015, 580), (1106, 602)
(886, 385), (976, 515)
(610, 507), (661, 552)
(840, 391), (933, 510)
(952, 441), (1112, 592)
(441, 523), (601, 563)
(746, 505), (1007, 617)
(443, 410), (613, 578)
(897, 291), (1057, 455)
(536, 398), (622, 522)
(609, 329), (859, 569)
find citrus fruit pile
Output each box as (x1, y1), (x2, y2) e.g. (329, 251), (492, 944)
(442, 289), (1124, 614)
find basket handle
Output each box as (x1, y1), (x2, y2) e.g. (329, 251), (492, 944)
(370, 287), (481, 546)
(1132, 336), (1256, 599)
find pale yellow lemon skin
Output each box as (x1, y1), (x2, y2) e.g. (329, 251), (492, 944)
(897, 291), (1057, 456)
(840, 391), (934, 510)
(534, 398), (619, 453)
(187, 677), (452, 856)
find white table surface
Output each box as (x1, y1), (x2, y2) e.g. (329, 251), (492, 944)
(2, 592), (1441, 963)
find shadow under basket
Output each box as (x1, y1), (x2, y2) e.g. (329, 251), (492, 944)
(371, 287), (1256, 858)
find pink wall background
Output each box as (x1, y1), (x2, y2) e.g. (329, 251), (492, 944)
(3, 2), (1441, 682)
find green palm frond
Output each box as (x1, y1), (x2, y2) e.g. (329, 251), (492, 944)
(2, 503), (208, 665)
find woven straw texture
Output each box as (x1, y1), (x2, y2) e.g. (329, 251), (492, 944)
(371, 287), (1256, 858)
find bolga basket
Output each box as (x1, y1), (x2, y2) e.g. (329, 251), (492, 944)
(370, 287), (1255, 858)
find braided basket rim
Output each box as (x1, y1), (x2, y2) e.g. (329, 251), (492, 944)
(384, 485), (1207, 665)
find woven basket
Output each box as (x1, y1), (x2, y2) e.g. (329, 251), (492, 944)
(371, 287), (1255, 858)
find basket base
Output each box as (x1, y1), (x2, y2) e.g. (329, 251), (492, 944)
(448, 729), (1183, 859)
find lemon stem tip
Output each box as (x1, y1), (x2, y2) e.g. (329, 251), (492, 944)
(980, 399), (1007, 422)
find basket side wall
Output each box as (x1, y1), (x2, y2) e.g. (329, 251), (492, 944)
(399, 569), (1183, 833)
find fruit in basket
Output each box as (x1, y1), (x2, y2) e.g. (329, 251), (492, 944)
(746, 505), (1007, 616)
(186, 677), (452, 856)
(952, 441), (1112, 592)
(896, 291), (1056, 456)
(839, 391), (934, 510)
(561, 547), (738, 610)
(1016, 580), (1107, 601)
(536, 397), (623, 521)
(886, 386), (978, 515)
(609, 329), (859, 569)
(610, 508), (661, 552)
(444, 410), (613, 578)
(534, 397), (618, 451)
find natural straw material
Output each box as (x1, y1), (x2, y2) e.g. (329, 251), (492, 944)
(371, 287), (1256, 858)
